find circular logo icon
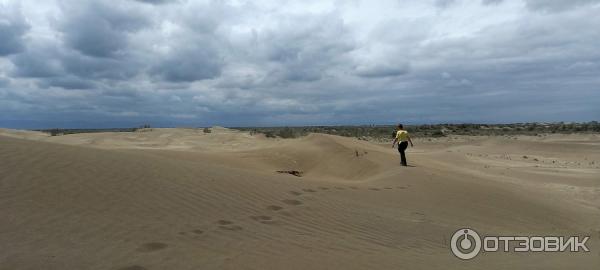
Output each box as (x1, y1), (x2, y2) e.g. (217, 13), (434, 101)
(451, 228), (482, 260)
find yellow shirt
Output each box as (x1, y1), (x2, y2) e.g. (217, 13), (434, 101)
(396, 130), (409, 141)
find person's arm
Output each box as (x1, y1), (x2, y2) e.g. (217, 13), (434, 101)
(408, 135), (414, 147)
(392, 137), (398, 148)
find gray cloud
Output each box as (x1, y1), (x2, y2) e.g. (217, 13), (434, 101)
(150, 45), (223, 82)
(12, 45), (64, 78)
(355, 63), (410, 78)
(39, 76), (96, 90)
(0, 77), (8, 87)
(1, 0), (599, 128)
(260, 15), (355, 82)
(0, 4), (29, 56)
(61, 52), (143, 80)
(481, 0), (503, 5)
(59, 1), (150, 58)
(524, 0), (600, 12)
(435, 0), (456, 8)
(134, 0), (177, 4)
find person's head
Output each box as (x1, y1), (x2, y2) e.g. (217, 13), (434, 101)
(397, 124), (403, 130)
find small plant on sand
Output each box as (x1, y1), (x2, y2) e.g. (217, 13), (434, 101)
(203, 127), (211, 133)
(49, 129), (62, 136)
(277, 127), (297, 138)
(264, 131), (277, 138)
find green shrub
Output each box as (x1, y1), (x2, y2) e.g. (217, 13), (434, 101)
(277, 127), (296, 138)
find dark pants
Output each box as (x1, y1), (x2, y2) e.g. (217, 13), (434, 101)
(398, 141), (408, 166)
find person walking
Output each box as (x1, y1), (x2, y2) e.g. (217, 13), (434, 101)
(391, 124), (414, 166)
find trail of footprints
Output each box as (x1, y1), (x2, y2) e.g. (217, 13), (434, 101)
(119, 184), (410, 269)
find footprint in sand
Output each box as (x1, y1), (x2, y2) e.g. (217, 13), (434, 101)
(410, 212), (427, 223)
(278, 211), (293, 217)
(318, 187), (329, 190)
(289, 191), (302, 196)
(282, 199), (303, 206)
(179, 230), (203, 237)
(217, 220), (233, 225)
(136, 242), (168, 252)
(266, 205), (283, 211)
(118, 265), (147, 270)
(302, 188), (316, 193)
(219, 225), (243, 231)
(334, 187), (345, 190)
(384, 187), (393, 190)
(217, 220), (243, 231)
(349, 186), (359, 190)
(250, 215), (273, 221)
(369, 188), (380, 191)
(260, 220), (279, 225)
(250, 215), (279, 225)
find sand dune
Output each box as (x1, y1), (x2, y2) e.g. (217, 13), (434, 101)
(1, 128), (599, 269)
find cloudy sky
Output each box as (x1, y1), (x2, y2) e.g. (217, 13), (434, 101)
(0, 0), (599, 128)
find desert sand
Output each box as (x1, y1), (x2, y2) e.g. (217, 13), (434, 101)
(1, 128), (599, 269)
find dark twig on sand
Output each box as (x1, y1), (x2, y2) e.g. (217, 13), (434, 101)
(276, 170), (303, 177)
